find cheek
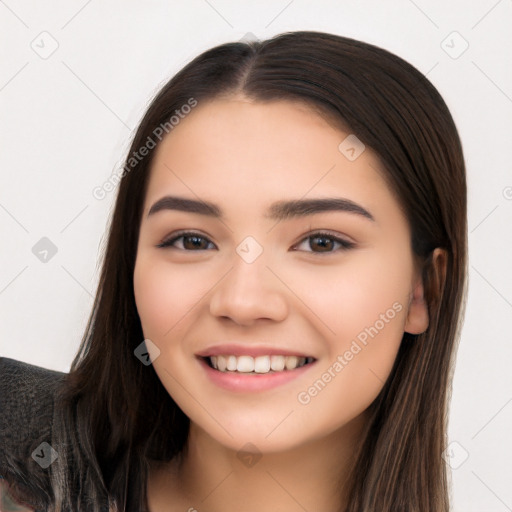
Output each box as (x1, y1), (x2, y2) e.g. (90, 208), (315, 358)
(291, 251), (411, 419)
(288, 251), (411, 347)
(133, 256), (199, 339)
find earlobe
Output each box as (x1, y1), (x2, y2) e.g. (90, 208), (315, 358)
(404, 248), (447, 335)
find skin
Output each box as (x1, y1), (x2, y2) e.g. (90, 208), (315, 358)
(0, 480), (34, 511)
(133, 96), (441, 511)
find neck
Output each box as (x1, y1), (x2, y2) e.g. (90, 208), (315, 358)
(149, 410), (370, 512)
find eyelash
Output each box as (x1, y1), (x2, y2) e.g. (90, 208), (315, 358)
(156, 230), (355, 254)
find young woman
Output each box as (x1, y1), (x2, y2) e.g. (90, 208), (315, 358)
(0, 30), (467, 511)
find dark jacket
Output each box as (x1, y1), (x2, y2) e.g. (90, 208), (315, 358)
(0, 357), (66, 511)
(1, 357), (153, 512)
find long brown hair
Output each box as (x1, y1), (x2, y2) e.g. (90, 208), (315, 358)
(10, 30), (468, 511)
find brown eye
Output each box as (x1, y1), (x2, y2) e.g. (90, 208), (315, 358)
(156, 232), (215, 250)
(156, 230), (354, 254)
(181, 235), (211, 250)
(309, 235), (335, 252)
(294, 232), (355, 254)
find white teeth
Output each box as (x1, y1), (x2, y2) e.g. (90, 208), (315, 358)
(207, 354), (313, 374)
(254, 356), (271, 373)
(227, 355), (237, 371)
(285, 356), (298, 370)
(237, 355), (254, 373)
(217, 355), (227, 371)
(270, 355), (285, 371)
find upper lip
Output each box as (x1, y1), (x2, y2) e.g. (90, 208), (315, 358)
(195, 344), (315, 358)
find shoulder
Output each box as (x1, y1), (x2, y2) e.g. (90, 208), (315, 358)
(0, 357), (67, 509)
(0, 357), (67, 449)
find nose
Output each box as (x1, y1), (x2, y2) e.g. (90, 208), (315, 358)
(209, 250), (288, 326)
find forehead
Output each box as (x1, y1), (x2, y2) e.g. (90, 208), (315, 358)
(160, 96), (348, 147)
(143, 97), (396, 221)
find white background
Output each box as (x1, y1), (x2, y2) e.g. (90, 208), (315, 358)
(1, 1), (511, 510)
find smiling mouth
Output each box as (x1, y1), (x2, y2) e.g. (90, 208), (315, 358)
(201, 355), (316, 374)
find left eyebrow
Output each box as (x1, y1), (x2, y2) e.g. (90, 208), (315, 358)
(147, 196), (375, 222)
(265, 197), (375, 222)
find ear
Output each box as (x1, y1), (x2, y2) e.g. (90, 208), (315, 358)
(404, 248), (447, 335)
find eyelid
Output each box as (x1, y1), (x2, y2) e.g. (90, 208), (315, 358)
(156, 229), (355, 253)
(296, 228), (355, 246)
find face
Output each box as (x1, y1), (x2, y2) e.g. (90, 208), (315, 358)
(133, 96), (429, 453)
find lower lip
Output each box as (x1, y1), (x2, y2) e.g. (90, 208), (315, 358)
(197, 357), (316, 392)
